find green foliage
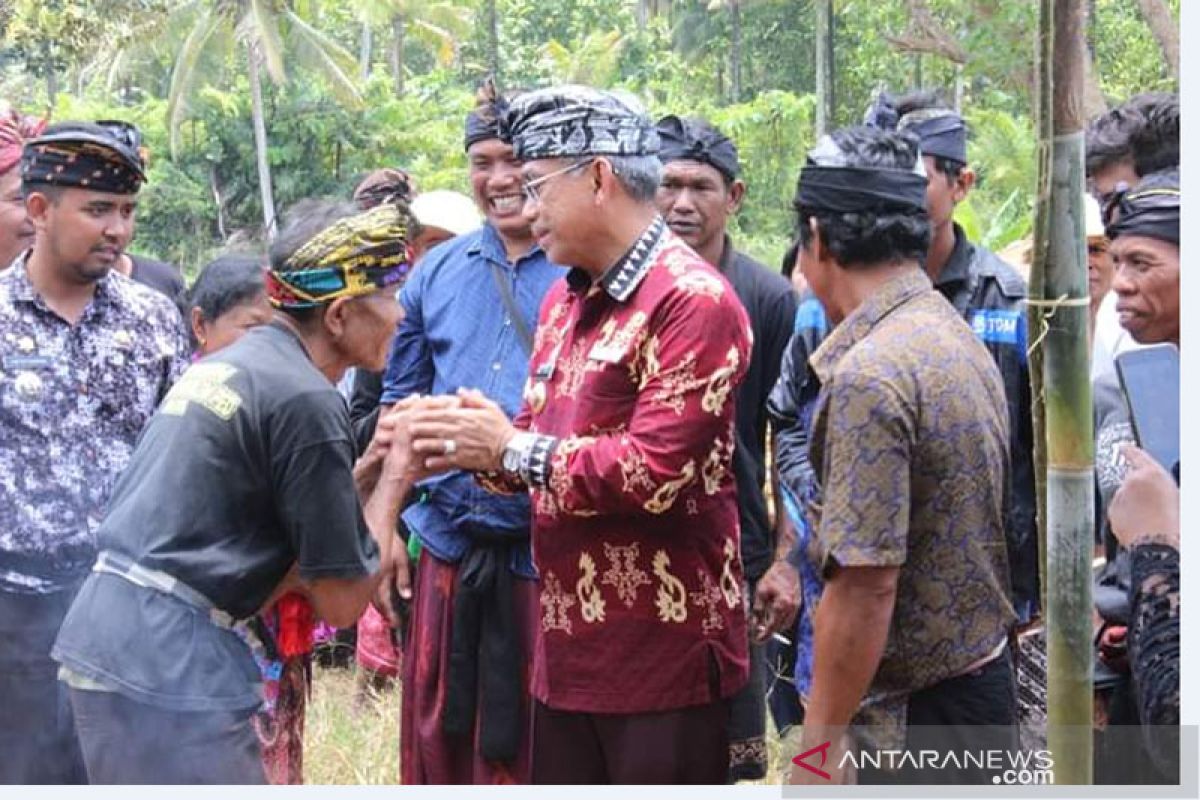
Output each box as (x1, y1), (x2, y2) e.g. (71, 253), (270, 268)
(1, 0), (1177, 278)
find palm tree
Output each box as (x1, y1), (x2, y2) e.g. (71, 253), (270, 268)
(166, 0), (363, 238)
(349, 0), (469, 98)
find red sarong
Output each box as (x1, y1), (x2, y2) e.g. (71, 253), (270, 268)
(400, 550), (537, 784)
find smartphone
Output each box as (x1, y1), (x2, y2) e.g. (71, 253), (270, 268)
(1115, 344), (1180, 473)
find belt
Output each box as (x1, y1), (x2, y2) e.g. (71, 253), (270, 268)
(92, 550), (272, 663)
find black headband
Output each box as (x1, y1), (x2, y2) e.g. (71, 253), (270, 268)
(464, 96), (512, 151)
(655, 115), (740, 181)
(795, 165), (928, 215)
(901, 113), (967, 164)
(1105, 187), (1180, 245)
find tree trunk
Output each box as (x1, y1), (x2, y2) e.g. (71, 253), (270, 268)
(913, 53), (923, 88)
(1136, 0), (1179, 78)
(247, 42), (278, 240)
(43, 40), (58, 107)
(1031, 0), (1094, 784)
(487, 0), (500, 82)
(954, 63), (964, 112)
(636, 0), (649, 29)
(390, 15), (406, 98)
(729, 0), (742, 103)
(815, 0), (834, 137)
(359, 22), (372, 81)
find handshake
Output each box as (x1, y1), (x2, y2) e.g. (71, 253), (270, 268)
(360, 388), (518, 489)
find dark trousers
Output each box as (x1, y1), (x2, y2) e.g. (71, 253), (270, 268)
(858, 651), (1018, 785)
(0, 586), (87, 784)
(532, 699), (731, 784)
(70, 688), (266, 784)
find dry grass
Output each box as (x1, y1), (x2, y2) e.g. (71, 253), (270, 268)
(305, 666), (401, 785)
(303, 664), (798, 785)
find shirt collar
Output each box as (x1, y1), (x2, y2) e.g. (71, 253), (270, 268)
(810, 268), (933, 384)
(4, 251), (117, 316)
(467, 221), (544, 268)
(567, 215), (667, 301)
(934, 222), (973, 289)
(716, 234), (735, 275)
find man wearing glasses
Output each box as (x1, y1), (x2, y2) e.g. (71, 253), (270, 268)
(377, 81), (564, 784)
(0, 121), (188, 783)
(403, 85), (753, 783)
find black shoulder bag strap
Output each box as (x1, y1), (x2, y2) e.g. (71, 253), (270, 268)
(488, 261), (534, 355)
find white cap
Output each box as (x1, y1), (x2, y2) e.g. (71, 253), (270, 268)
(1085, 193), (1106, 240)
(411, 190), (482, 238)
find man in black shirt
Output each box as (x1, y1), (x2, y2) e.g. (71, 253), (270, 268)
(52, 198), (437, 783)
(655, 115), (798, 781)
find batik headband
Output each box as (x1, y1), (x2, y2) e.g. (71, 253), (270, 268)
(267, 203), (416, 309)
(506, 85), (659, 160)
(0, 108), (47, 175)
(21, 120), (146, 193)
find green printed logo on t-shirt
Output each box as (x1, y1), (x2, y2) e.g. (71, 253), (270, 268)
(161, 362), (243, 420)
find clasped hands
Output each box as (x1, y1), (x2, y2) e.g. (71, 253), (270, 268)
(364, 388), (516, 486)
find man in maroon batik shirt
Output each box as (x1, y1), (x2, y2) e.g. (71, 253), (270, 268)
(405, 85), (753, 784)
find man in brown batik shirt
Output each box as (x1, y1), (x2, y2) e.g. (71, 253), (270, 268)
(788, 125), (1016, 786)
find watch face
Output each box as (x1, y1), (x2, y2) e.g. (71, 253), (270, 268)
(502, 446), (520, 473)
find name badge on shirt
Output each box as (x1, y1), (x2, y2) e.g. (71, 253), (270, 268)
(3, 354), (54, 371)
(587, 342), (625, 364)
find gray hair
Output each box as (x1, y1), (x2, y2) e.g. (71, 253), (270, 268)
(607, 154), (663, 203)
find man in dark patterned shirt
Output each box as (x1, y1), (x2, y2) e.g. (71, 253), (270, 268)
(0, 121), (187, 783)
(786, 126), (1016, 785)
(403, 85), (753, 784)
(654, 114), (798, 782)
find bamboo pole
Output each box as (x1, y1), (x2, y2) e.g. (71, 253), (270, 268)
(1030, 0), (1094, 783)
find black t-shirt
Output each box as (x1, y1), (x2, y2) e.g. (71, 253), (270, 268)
(129, 253), (185, 305)
(53, 322), (378, 711)
(717, 239), (797, 580)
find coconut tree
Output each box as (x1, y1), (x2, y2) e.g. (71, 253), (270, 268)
(165, 0), (363, 238)
(349, 0), (469, 98)
(1028, 0), (1094, 783)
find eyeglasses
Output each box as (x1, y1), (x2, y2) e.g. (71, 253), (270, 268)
(521, 158), (595, 205)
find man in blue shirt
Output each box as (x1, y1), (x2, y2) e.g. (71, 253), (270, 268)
(379, 81), (565, 784)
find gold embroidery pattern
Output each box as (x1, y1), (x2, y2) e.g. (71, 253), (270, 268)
(576, 553), (606, 623)
(649, 352), (705, 415)
(661, 246), (695, 277)
(600, 543), (651, 608)
(590, 311), (648, 364)
(702, 435), (734, 495)
(535, 489), (560, 518)
(540, 572), (575, 634)
(634, 334), (662, 388)
(701, 346), (741, 416)
(533, 298), (571, 353)
(555, 340), (591, 400)
(720, 539), (741, 609)
(644, 459), (696, 515)
(652, 550), (688, 623)
(618, 448), (656, 495)
(690, 570), (726, 635)
(674, 270), (725, 301)
(549, 440), (600, 518)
